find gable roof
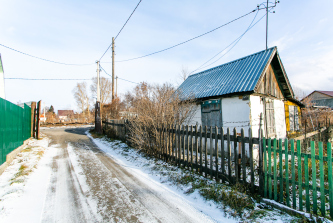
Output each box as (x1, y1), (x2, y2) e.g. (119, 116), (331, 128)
(315, 91), (333, 98)
(58, 110), (74, 116)
(177, 47), (294, 100)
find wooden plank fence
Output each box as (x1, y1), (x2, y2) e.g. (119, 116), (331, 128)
(102, 120), (333, 218)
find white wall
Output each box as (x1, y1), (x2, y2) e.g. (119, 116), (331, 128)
(186, 104), (202, 126)
(274, 99), (287, 139)
(222, 96), (251, 135)
(249, 95), (264, 138)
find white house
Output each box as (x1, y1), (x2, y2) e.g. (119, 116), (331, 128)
(177, 47), (303, 139)
(0, 55), (5, 99)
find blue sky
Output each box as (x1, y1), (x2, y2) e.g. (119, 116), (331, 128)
(1, 0), (332, 111)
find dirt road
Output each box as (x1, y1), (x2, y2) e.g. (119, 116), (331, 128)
(41, 127), (217, 223)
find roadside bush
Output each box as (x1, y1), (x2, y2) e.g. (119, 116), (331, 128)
(125, 82), (196, 155)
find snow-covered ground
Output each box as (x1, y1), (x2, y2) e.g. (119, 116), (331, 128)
(0, 127), (330, 223)
(0, 137), (56, 222)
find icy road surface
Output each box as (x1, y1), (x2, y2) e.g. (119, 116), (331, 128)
(1, 127), (225, 223)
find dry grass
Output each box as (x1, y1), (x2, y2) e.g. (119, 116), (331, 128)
(10, 164), (31, 185)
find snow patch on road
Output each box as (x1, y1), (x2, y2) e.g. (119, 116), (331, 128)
(67, 143), (102, 222)
(87, 132), (236, 223)
(0, 137), (58, 223)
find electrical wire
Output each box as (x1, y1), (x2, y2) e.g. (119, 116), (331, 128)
(5, 78), (91, 80)
(115, 8), (259, 63)
(100, 65), (139, 84)
(0, 44), (94, 66)
(189, 10), (267, 75)
(99, 0), (143, 61)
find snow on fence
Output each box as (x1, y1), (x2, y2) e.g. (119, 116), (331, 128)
(102, 120), (333, 218)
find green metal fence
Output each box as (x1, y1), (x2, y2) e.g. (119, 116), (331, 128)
(0, 98), (31, 165)
(263, 138), (333, 218)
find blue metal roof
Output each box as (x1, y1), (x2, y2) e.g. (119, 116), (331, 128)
(177, 47), (276, 100)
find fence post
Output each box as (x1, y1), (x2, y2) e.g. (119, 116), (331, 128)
(259, 127), (264, 196)
(234, 128), (238, 183)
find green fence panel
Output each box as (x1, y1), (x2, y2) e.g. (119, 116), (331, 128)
(297, 140), (303, 211)
(311, 141), (317, 215)
(328, 142), (333, 218)
(285, 139), (290, 207)
(319, 142), (325, 216)
(291, 139), (296, 209)
(0, 98), (31, 165)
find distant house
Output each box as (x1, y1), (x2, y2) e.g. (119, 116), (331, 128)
(302, 91), (333, 109)
(58, 110), (74, 121)
(177, 47), (304, 139)
(0, 54), (5, 99)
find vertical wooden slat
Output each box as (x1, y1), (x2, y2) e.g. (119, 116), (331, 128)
(319, 142), (325, 216)
(173, 125), (177, 162)
(263, 137), (267, 198)
(278, 139), (283, 202)
(284, 139), (290, 207)
(182, 125), (186, 166)
(297, 140), (303, 211)
(185, 125), (189, 168)
(273, 139), (277, 201)
(210, 126), (213, 179)
(221, 127), (225, 183)
(227, 128), (231, 181)
(200, 126), (203, 175)
(168, 124), (171, 161)
(241, 128), (246, 183)
(195, 125), (198, 171)
(304, 154), (310, 212)
(327, 142), (333, 218)
(177, 125), (181, 166)
(234, 128), (238, 183)
(249, 128), (254, 193)
(259, 128), (264, 196)
(215, 126), (219, 182)
(268, 139), (272, 199)
(291, 139), (296, 209)
(311, 141), (317, 214)
(191, 126), (194, 170)
(205, 126), (208, 177)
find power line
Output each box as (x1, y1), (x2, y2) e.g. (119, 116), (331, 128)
(189, 9), (267, 75)
(99, 0), (143, 61)
(100, 65), (139, 84)
(0, 44), (94, 66)
(5, 78), (91, 81)
(115, 8), (260, 63)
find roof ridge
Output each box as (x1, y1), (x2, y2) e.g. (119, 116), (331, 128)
(189, 46), (276, 78)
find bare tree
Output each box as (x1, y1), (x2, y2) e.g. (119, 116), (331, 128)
(73, 82), (90, 117)
(177, 65), (190, 86)
(90, 77), (112, 106)
(125, 82), (196, 154)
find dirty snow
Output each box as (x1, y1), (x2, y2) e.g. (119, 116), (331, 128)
(0, 137), (56, 223)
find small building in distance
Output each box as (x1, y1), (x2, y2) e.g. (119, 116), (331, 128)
(58, 110), (74, 122)
(177, 47), (304, 139)
(302, 91), (333, 109)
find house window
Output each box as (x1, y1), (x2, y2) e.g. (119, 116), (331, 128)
(289, 105), (299, 132)
(201, 100), (222, 127)
(265, 99), (276, 137)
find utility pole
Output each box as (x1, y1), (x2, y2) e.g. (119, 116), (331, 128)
(116, 76), (118, 98)
(112, 37), (115, 101)
(95, 60), (102, 133)
(266, 0), (268, 50)
(97, 61), (100, 101)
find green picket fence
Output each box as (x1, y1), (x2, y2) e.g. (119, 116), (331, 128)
(0, 98), (31, 165)
(263, 138), (333, 218)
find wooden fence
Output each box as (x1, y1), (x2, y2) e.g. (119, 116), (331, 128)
(263, 138), (333, 218)
(102, 120), (333, 218)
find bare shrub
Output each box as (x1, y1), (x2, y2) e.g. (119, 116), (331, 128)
(125, 82), (196, 155)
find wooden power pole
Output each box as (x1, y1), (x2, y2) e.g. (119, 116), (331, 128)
(112, 37), (115, 101)
(95, 61), (102, 134)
